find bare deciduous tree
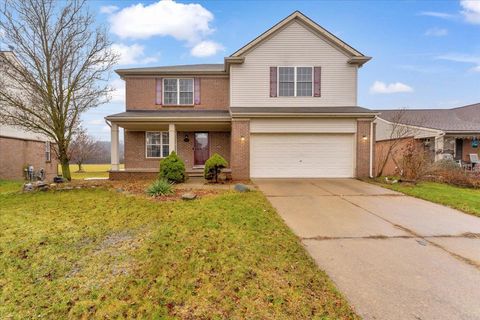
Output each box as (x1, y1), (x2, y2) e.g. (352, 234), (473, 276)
(0, 0), (118, 180)
(69, 127), (100, 172)
(376, 109), (413, 177)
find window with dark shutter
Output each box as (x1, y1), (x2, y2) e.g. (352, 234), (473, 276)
(155, 78), (162, 105)
(314, 67), (321, 97)
(270, 67), (277, 97)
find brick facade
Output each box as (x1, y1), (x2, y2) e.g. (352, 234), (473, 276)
(124, 131), (159, 170)
(126, 76), (229, 111)
(230, 120), (250, 180)
(0, 136), (58, 180)
(176, 131), (230, 171)
(356, 119), (374, 178)
(124, 130), (231, 172)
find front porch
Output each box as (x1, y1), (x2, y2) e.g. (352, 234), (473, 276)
(106, 110), (233, 180)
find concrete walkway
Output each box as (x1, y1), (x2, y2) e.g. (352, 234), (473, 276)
(255, 179), (480, 320)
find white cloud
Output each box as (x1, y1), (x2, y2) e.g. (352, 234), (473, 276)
(419, 11), (457, 19)
(109, 0), (214, 43)
(424, 27), (448, 36)
(190, 40), (224, 57)
(110, 79), (125, 104)
(437, 53), (480, 71)
(100, 5), (119, 14)
(460, 0), (480, 24)
(370, 81), (414, 94)
(111, 43), (158, 65)
(89, 119), (104, 125)
(101, 125), (111, 133)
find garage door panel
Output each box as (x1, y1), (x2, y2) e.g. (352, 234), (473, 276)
(251, 133), (354, 178)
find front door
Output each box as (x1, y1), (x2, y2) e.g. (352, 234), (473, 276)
(194, 132), (209, 166)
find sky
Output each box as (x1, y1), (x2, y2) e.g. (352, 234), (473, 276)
(78, 0), (480, 140)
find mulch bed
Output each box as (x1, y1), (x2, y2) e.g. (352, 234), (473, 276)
(45, 179), (223, 201)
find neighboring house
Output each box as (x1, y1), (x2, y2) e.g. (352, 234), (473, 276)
(375, 103), (480, 175)
(106, 11), (377, 180)
(0, 51), (58, 180)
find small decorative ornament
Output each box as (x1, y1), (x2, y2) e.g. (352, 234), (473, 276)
(183, 134), (189, 142)
(472, 137), (478, 148)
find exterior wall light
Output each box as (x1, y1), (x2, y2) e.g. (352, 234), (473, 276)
(240, 135), (245, 142)
(362, 135), (368, 141)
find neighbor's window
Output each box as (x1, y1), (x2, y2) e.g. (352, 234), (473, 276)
(163, 78), (193, 105)
(45, 141), (51, 162)
(146, 132), (169, 158)
(278, 67), (313, 97)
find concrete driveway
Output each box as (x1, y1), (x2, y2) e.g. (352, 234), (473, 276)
(255, 179), (480, 320)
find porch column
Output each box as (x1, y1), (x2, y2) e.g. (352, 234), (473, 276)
(111, 123), (120, 171)
(169, 123), (176, 154)
(435, 135), (444, 161)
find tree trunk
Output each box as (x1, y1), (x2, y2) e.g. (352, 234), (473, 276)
(77, 162), (83, 172)
(61, 158), (71, 181)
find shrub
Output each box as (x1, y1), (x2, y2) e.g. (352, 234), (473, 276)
(159, 151), (186, 183)
(146, 179), (173, 196)
(399, 140), (430, 182)
(204, 153), (228, 183)
(434, 159), (461, 172)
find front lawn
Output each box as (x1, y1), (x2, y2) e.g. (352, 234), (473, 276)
(378, 180), (480, 217)
(0, 183), (357, 319)
(58, 164), (125, 179)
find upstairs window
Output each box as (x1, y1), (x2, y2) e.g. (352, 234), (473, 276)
(163, 78), (194, 105)
(146, 132), (169, 158)
(278, 67), (313, 97)
(45, 141), (51, 162)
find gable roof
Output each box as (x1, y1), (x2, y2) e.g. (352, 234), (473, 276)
(228, 11), (371, 66)
(377, 103), (480, 133)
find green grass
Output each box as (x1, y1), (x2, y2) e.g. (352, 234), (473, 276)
(0, 187), (357, 319)
(58, 164), (125, 179)
(378, 180), (480, 217)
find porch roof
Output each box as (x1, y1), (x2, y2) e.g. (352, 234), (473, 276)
(106, 110), (231, 122)
(105, 110), (231, 131)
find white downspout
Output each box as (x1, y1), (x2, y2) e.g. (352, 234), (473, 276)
(369, 117), (376, 178)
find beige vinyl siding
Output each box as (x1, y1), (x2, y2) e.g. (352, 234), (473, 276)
(230, 21), (358, 107)
(375, 118), (441, 141)
(250, 118), (356, 133)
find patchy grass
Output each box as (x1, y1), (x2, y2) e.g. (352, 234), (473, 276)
(0, 180), (23, 194)
(58, 164), (125, 179)
(376, 180), (480, 217)
(0, 187), (357, 319)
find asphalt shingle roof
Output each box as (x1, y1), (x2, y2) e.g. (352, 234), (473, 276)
(115, 64), (225, 75)
(377, 103), (480, 132)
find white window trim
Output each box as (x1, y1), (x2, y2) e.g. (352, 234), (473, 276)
(145, 131), (169, 159)
(45, 141), (51, 162)
(162, 78), (194, 106)
(277, 66), (314, 97)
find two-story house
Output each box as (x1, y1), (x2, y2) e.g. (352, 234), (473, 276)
(106, 11), (377, 180)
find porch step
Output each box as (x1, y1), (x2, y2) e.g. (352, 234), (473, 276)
(187, 169), (204, 177)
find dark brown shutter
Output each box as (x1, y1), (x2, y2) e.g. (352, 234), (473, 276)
(314, 67), (321, 97)
(194, 78), (201, 105)
(155, 78), (162, 105)
(270, 67), (277, 97)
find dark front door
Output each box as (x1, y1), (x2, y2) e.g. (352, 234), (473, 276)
(455, 139), (463, 161)
(194, 132), (209, 166)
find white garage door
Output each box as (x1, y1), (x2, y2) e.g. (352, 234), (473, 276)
(250, 133), (355, 178)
